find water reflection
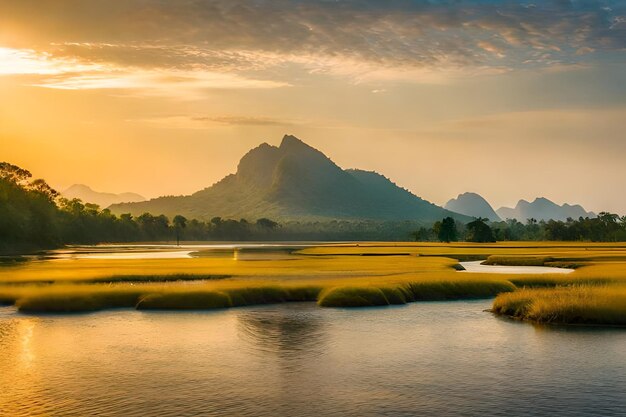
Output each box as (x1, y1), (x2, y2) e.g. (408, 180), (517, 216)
(0, 315), (39, 369)
(0, 315), (49, 416)
(0, 303), (623, 416)
(237, 304), (327, 358)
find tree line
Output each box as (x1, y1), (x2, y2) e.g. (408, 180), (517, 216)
(413, 214), (626, 243)
(0, 162), (428, 250)
(0, 162), (285, 252)
(2, 162), (625, 252)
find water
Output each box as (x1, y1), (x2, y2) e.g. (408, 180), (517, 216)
(44, 243), (317, 260)
(0, 301), (624, 417)
(460, 260), (574, 274)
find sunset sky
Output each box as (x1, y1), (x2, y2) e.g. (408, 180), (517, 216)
(1, 0), (624, 213)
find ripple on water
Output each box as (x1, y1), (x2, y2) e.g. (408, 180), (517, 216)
(0, 302), (624, 416)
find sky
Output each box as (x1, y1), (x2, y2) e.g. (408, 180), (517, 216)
(0, 0), (624, 214)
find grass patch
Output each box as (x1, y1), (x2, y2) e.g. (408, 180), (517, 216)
(482, 255), (554, 266)
(89, 274), (230, 284)
(492, 285), (626, 326)
(317, 279), (516, 308)
(137, 291), (232, 310)
(318, 286), (390, 307)
(544, 261), (586, 269)
(404, 279), (516, 300)
(7, 282), (324, 313)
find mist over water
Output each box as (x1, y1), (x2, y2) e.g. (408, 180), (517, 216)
(0, 301), (624, 416)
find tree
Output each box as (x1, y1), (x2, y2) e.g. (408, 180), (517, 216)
(173, 215), (187, 246)
(256, 218), (278, 229)
(0, 162), (32, 184)
(436, 217), (458, 243)
(466, 218), (495, 243)
(411, 227), (432, 242)
(28, 178), (59, 202)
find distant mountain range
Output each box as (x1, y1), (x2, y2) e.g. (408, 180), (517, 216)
(62, 184), (145, 208)
(445, 192), (501, 222)
(444, 191), (596, 223)
(110, 135), (470, 223)
(496, 198), (595, 222)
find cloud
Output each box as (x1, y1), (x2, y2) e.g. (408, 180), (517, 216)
(0, 0), (623, 87)
(192, 115), (295, 127)
(132, 115), (298, 129)
(0, 47), (288, 97)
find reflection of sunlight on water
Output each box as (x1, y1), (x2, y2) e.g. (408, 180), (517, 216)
(0, 315), (47, 416)
(55, 250), (195, 260)
(19, 319), (36, 369)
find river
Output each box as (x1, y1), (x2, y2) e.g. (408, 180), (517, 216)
(0, 301), (624, 416)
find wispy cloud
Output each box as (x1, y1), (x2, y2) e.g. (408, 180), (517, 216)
(0, 47), (288, 96)
(132, 115), (298, 129)
(0, 0), (623, 88)
(192, 116), (295, 127)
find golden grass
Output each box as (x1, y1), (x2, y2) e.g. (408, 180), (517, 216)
(0, 255), (455, 284)
(298, 242), (626, 260)
(5, 274), (514, 313)
(317, 279), (516, 307)
(2, 242), (626, 319)
(492, 285), (626, 326)
(482, 255), (554, 266)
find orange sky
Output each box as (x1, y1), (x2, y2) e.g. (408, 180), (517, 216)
(1, 1), (625, 213)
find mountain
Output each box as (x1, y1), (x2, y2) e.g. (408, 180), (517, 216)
(110, 135), (470, 223)
(444, 192), (501, 222)
(496, 197), (595, 222)
(63, 184), (146, 208)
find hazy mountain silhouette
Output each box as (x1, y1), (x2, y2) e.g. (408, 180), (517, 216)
(496, 197), (595, 222)
(63, 184), (145, 208)
(110, 135), (470, 222)
(445, 192), (501, 222)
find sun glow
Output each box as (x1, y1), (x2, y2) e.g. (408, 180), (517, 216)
(0, 46), (288, 97)
(0, 47), (101, 75)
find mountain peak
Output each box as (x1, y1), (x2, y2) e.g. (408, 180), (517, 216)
(533, 197), (553, 204)
(62, 184), (145, 208)
(110, 134), (471, 223)
(445, 192), (500, 221)
(496, 197), (594, 222)
(64, 183), (93, 193)
(280, 134), (302, 145)
(279, 134), (316, 152)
